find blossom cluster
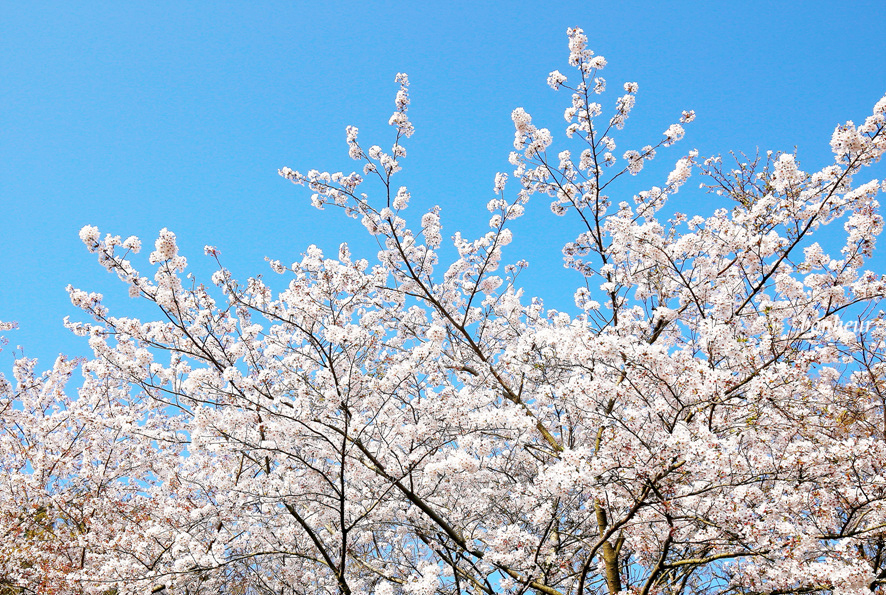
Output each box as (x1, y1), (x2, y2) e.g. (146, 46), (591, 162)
(3, 28), (886, 595)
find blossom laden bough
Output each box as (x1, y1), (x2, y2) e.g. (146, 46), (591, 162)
(3, 27), (886, 595)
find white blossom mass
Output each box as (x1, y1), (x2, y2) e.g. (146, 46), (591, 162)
(3, 27), (886, 595)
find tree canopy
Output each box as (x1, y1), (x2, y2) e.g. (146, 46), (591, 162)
(3, 28), (886, 595)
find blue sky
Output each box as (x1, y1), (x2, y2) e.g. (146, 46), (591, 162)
(2, 1), (885, 367)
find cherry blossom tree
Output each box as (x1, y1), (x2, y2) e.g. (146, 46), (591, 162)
(0, 321), (167, 594)
(4, 27), (886, 595)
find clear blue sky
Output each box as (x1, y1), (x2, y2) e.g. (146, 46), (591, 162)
(2, 1), (885, 367)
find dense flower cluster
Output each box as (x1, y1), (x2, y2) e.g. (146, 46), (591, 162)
(3, 27), (886, 595)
